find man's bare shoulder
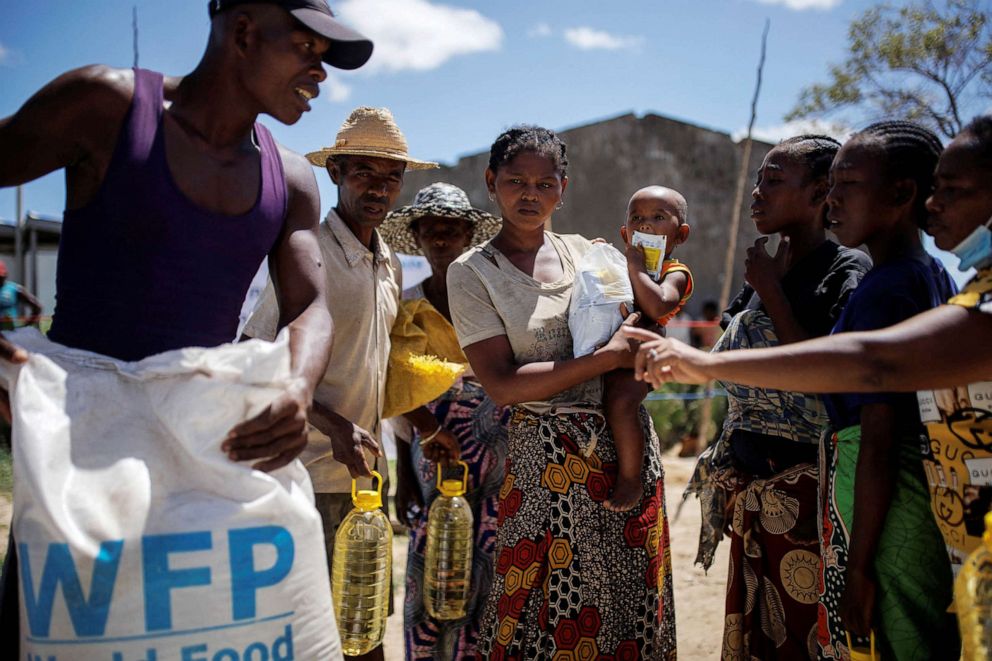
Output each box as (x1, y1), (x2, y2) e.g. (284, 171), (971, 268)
(51, 65), (134, 116)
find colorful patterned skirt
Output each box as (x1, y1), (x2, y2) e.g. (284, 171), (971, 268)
(404, 378), (509, 661)
(478, 406), (677, 660)
(722, 463), (821, 660)
(818, 425), (959, 660)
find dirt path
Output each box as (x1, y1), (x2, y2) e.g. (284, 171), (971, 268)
(383, 450), (728, 659)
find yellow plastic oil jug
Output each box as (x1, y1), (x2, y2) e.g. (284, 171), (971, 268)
(956, 510), (992, 661)
(331, 470), (392, 656)
(424, 460), (474, 620)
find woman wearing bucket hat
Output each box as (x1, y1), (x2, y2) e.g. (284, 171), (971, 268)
(379, 182), (508, 660)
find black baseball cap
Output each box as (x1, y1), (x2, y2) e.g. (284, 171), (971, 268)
(208, 0), (373, 70)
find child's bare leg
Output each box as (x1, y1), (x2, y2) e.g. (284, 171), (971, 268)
(603, 369), (652, 512)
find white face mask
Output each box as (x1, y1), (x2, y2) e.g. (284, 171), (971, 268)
(949, 214), (992, 271)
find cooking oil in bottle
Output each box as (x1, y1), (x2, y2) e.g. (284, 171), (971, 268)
(331, 470), (392, 656)
(424, 460), (474, 620)
(956, 510), (992, 660)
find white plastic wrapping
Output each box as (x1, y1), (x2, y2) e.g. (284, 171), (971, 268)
(569, 243), (634, 357)
(4, 328), (341, 660)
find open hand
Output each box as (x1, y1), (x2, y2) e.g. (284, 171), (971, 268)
(623, 326), (713, 386)
(744, 236), (790, 297)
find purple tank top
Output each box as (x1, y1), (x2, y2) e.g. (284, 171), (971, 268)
(48, 68), (287, 361)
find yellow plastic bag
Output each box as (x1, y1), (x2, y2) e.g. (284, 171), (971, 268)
(382, 298), (466, 419)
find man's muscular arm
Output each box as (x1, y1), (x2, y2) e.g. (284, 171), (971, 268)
(0, 65), (132, 407)
(223, 149), (333, 472)
(0, 65), (131, 204)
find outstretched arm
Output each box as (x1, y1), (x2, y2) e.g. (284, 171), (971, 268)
(224, 150), (332, 472)
(629, 303), (992, 393)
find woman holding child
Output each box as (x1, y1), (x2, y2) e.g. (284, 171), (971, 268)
(446, 126), (677, 659)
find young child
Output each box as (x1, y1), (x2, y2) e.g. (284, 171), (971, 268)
(603, 185), (692, 511)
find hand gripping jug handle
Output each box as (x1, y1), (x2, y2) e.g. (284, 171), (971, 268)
(436, 460), (469, 496)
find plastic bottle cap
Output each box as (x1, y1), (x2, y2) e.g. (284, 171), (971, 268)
(439, 479), (465, 497)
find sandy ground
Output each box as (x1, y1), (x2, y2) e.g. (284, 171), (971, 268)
(383, 450), (729, 659)
(0, 450), (727, 659)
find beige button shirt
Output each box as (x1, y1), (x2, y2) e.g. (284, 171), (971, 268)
(243, 209), (401, 493)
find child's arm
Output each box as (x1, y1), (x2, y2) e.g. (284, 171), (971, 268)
(625, 242), (688, 322)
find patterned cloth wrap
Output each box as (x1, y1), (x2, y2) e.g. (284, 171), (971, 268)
(403, 377), (509, 661)
(478, 406), (678, 660)
(685, 308), (829, 569)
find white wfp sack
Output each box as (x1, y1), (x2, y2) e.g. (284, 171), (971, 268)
(3, 328), (340, 660)
(568, 243), (634, 357)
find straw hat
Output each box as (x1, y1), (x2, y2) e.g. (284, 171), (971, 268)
(379, 183), (502, 255)
(306, 107), (438, 170)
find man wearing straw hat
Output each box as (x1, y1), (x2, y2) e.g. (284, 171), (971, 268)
(244, 105), (436, 661)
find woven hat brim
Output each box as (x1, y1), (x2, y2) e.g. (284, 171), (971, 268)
(379, 205), (502, 256)
(305, 148), (438, 170)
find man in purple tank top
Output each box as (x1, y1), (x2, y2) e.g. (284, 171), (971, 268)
(0, 0), (373, 649)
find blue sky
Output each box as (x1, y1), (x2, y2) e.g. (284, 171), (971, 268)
(0, 0), (981, 281)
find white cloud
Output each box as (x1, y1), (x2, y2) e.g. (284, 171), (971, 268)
(564, 26), (643, 51)
(733, 119), (851, 143)
(336, 0), (503, 73)
(529, 23), (552, 38)
(0, 42), (9, 66)
(749, 0), (842, 11)
(323, 73), (352, 103)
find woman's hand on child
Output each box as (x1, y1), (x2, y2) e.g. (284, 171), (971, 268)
(744, 236), (790, 297)
(598, 310), (642, 369)
(622, 327), (713, 386)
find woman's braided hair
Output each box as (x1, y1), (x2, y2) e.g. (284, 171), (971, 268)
(779, 134), (841, 182)
(488, 125), (568, 177)
(851, 120), (943, 228)
(959, 114), (992, 165)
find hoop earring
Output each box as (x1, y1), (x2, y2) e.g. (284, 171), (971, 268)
(555, 201), (564, 210)
(488, 193), (496, 202)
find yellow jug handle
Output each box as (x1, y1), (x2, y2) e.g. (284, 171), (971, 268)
(352, 469), (383, 502)
(845, 631), (878, 661)
(435, 460), (469, 491)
